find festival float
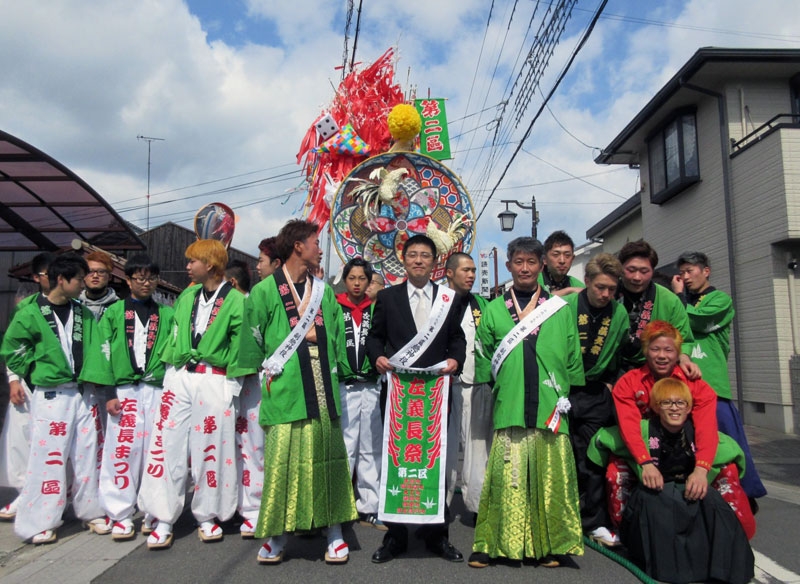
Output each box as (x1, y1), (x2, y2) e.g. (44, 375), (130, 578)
(295, 48), (475, 285)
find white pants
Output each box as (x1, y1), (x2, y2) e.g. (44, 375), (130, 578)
(99, 383), (161, 521)
(339, 380), (382, 514)
(234, 375), (264, 523)
(0, 380), (32, 491)
(15, 385), (104, 540)
(87, 383), (109, 435)
(447, 381), (494, 513)
(138, 367), (237, 525)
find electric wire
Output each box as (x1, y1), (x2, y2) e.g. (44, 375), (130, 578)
(475, 0), (609, 223)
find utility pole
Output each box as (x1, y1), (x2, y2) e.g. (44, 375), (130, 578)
(492, 246), (500, 298)
(137, 135), (165, 231)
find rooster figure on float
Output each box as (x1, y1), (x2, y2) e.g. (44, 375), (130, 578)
(296, 50), (475, 285)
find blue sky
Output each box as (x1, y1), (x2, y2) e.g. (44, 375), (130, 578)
(2, 0), (799, 282)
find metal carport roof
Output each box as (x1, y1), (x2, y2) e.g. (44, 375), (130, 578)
(0, 130), (145, 252)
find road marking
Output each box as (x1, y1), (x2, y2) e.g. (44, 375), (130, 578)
(762, 479), (800, 507)
(754, 550), (800, 583)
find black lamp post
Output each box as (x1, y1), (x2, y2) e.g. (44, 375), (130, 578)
(498, 196), (539, 239)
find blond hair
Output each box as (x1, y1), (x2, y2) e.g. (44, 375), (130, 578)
(185, 239), (228, 273)
(650, 377), (693, 411)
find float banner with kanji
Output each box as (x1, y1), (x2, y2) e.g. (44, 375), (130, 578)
(414, 98), (451, 161)
(378, 371), (449, 524)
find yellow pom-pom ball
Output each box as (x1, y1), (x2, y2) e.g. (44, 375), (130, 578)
(388, 104), (421, 141)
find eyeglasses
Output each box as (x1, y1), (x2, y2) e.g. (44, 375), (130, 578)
(87, 269), (110, 277)
(405, 252), (434, 260)
(130, 276), (158, 284)
(659, 399), (689, 409)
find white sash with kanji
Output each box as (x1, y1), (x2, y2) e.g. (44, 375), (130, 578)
(261, 274), (324, 378)
(490, 295), (567, 379)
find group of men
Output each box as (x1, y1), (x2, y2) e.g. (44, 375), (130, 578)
(0, 220), (764, 569)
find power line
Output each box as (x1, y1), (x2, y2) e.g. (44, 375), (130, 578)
(541, 90), (601, 151)
(469, 166), (627, 192)
(520, 147), (627, 199)
(113, 161), (298, 205)
(453, 0), (498, 180)
(476, 0), (609, 223)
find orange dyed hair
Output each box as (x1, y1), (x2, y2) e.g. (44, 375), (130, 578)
(185, 239), (228, 273)
(641, 320), (683, 353)
(650, 377), (693, 411)
(85, 251), (113, 271)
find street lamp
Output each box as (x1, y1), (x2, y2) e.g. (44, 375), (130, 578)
(497, 208), (517, 232)
(497, 196), (539, 239)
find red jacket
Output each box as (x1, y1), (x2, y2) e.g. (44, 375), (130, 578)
(612, 365), (718, 471)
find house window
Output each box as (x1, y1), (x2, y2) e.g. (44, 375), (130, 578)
(647, 109), (700, 204)
(791, 73), (800, 116)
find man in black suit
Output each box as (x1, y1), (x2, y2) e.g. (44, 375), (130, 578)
(366, 234), (467, 563)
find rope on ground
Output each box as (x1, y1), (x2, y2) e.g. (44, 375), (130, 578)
(583, 535), (657, 584)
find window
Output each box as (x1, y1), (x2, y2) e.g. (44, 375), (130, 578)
(647, 109), (700, 204)
(791, 73), (800, 117)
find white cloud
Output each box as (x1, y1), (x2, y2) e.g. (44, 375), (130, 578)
(1, 0), (799, 278)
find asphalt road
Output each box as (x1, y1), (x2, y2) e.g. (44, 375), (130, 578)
(86, 492), (714, 584)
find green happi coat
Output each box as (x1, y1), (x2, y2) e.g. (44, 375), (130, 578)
(475, 295), (585, 433)
(1, 299), (102, 387)
(537, 272), (584, 294)
(564, 292), (629, 381)
(84, 299), (175, 387)
(241, 276), (344, 426)
(587, 421), (745, 483)
(160, 283), (249, 377)
(14, 292), (39, 312)
(623, 283), (694, 368)
(685, 289), (734, 400)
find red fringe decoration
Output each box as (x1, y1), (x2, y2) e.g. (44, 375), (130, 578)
(296, 48), (405, 228)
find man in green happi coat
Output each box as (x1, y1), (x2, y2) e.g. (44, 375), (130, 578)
(0, 251), (55, 522)
(564, 252), (629, 547)
(85, 254), (174, 540)
(616, 240), (698, 377)
(469, 237), (584, 569)
(138, 239), (249, 550)
(1, 253), (107, 544)
(672, 251), (766, 502)
(240, 219), (356, 565)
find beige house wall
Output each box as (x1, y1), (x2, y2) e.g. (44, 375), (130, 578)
(599, 214), (643, 256)
(725, 79), (794, 145)
(730, 128), (800, 432)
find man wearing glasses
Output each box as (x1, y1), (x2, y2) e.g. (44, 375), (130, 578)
(86, 254), (174, 541)
(80, 251), (119, 320)
(366, 234), (466, 564)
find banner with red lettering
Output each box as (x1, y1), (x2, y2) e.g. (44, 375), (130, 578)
(378, 371), (449, 524)
(414, 98), (451, 161)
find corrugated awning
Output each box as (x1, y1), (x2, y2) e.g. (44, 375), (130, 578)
(0, 130), (145, 252)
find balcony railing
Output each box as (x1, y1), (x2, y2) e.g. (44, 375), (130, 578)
(731, 113), (800, 153)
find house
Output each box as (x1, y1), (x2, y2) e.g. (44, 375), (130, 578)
(591, 47), (800, 434)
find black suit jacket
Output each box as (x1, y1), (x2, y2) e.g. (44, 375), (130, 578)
(366, 281), (466, 372)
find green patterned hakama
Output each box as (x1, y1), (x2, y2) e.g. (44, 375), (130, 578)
(473, 427), (584, 561)
(255, 347), (357, 537)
